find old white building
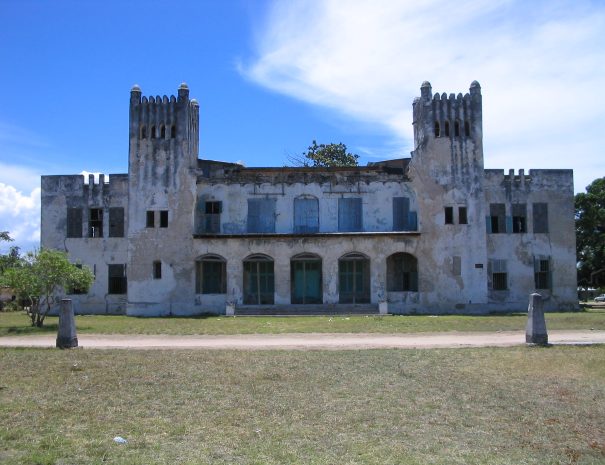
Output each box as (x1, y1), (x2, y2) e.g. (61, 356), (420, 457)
(41, 82), (578, 315)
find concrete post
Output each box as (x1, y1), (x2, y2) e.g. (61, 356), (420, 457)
(526, 293), (548, 345)
(56, 299), (78, 349)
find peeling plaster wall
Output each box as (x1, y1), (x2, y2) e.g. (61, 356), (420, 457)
(40, 174), (128, 314)
(39, 82), (578, 316)
(484, 169), (577, 311)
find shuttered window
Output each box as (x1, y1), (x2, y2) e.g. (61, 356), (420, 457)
(247, 199), (276, 233)
(512, 203), (527, 233)
(338, 198), (362, 232)
(294, 198), (319, 233)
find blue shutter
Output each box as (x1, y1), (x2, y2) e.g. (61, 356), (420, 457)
(339, 198), (362, 232)
(486, 216), (492, 233)
(408, 211), (418, 231)
(248, 199), (275, 233)
(505, 216), (513, 234)
(393, 197), (410, 231)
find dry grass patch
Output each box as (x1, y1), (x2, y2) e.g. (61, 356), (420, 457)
(1, 346), (604, 464)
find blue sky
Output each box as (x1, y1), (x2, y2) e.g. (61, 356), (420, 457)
(1, 0), (604, 252)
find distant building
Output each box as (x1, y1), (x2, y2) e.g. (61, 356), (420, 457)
(40, 82), (578, 315)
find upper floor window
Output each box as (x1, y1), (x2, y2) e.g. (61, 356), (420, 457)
(338, 198), (362, 232)
(171, 125), (176, 138)
(512, 203), (527, 233)
(393, 197), (417, 231)
(146, 210), (155, 228)
(203, 201), (222, 233)
(160, 125), (166, 139)
(89, 208), (103, 238)
(458, 206), (468, 225)
(434, 121), (440, 137)
(488, 203), (505, 234)
(160, 210), (168, 228)
(533, 203), (549, 233)
(454, 120), (460, 137)
(247, 198), (276, 233)
(140, 125), (146, 139)
(444, 206), (454, 225)
(444, 120), (450, 137)
(464, 121), (471, 137)
(66, 207), (83, 238)
(294, 197), (319, 233)
(150, 126), (156, 139)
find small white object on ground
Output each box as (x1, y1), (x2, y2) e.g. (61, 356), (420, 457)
(113, 436), (127, 444)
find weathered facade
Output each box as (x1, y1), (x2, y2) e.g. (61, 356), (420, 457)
(40, 82), (578, 315)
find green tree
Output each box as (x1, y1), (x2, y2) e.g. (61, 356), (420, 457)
(290, 140), (359, 167)
(0, 231), (21, 274)
(575, 177), (605, 290)
(1, 249), (94, 327)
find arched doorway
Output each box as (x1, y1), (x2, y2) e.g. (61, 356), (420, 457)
(243, 254), (274, 305)
(338, 253), (370, 304)
(291, 253), (322, 304)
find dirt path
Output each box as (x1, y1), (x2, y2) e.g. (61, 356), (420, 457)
(0, 330), (604, 350)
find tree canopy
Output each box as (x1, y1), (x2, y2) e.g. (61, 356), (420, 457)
(1, 248), (94, 326)
(289, 140), (359, 167)
(576, 177), (605, 289)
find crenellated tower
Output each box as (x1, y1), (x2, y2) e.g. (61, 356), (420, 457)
(411, 81), (483, 191)
(128, 82), (199, 185)
(126, 83), (200, 316)
(408, 81), (488, 307)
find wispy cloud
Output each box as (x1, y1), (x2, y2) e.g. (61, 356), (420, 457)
(242, 0), (605, 191)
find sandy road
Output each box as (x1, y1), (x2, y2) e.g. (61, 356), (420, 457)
(0, 330), (604, 350)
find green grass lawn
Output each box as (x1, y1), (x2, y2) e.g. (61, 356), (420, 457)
(1, 346), (604, 464)
(1, 306), (604, 336)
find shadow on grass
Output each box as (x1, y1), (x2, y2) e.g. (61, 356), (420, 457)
(3, 323), (58, 336)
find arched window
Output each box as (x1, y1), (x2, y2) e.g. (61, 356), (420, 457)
(150, 126), (156, 139)
(195, 254), (226, 294)
(434, 121), (440, 137)
(291, 253), (322, 304)
(444, 120), (450, 137)
(243, 254), (274, 305)
(140, 125), (146, 139)
(387, 253), (418, 292)
(454, 120), (460, 137)
(338, 253), (370, 304)
(294, 196), (319, 233)
(171, 125), (176, 138)
(464, 120), (471, 137)
(160, 125), (166, 139)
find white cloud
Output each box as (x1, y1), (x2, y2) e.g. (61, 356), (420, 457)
(0, 183), (41, 253)
(0, 162), (41, 193)
(242, 0), (605, 191)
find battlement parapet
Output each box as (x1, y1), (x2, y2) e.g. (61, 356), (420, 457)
(484, 168), (573, 193)
(41, 173), (128, 197)
(413, 81), (482, 146)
